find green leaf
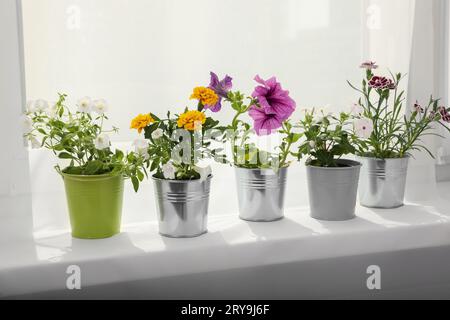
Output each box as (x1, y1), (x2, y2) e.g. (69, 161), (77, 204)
(131, 176), (139, 192)
(150, 113), (160, 121)
(58, 152), (73, 159)
(84, 160), (103, 175)
(115, 149), (124, 161)
(137, 169), (144, 181)
(63, 166), (83, 175)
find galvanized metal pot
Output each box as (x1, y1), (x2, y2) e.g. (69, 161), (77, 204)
(358, 156), (409, 208)
(152, 176), (211, 238)
(235, 167), (287, 222)
(306, 159), (361, 221)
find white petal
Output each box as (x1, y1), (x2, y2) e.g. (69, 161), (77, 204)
(162, 163), (176, 179)
(34, 99), (49, 111)
(77, 96), (93, 113)
(93, 99), (108, 115)
(21, 115), (33, 134)
(94, 133), (110, 149)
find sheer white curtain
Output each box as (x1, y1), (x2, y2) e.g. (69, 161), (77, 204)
(21, 0), (445, 233)
(362, 0), (450, 203)
(22, 0), (365, 233)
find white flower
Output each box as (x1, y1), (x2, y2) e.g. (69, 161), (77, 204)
(34, 99), (49, 112)
(309, 141), (316, 148)
(77, 96), (92, 113)
(46, 103), (59, 118)
(92, 99), (108, 115)
(29, 136), (41, 149)
(354, 118), (374, 139)
(151, 128), (163, 140)
(350, 103), (364, 116)
(194, 164), (212, 182)
(21, 115), (33, 134)
(162, 162), (176, 180)
(94, 133), (110, 150)
(26, 100), (36, 113)
(133, 138), (149, 160)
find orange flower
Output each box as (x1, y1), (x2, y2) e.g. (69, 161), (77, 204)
(177, 110), (206, 131)
(130, 113), (155, 133)
(190, 87), (219, 107)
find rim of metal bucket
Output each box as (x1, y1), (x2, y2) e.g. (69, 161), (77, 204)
(151, 174), (213, 183)
(233, 165), (289, 172)
(306, 159), (362, 170)
(357, 155), (410, 161)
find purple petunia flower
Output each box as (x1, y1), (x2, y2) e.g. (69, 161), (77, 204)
(248, 106), (286, 136)
(206, 72), (233, 112)
(360, 61), (378, 69)
(251, 75), (296, 118)
(248, 75), (296, 136)
(368, 76), (396, 90)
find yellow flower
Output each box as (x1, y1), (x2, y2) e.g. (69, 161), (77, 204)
(177, 110), (206, 131)
(130, 113), (155, 133)
(190, 87), (219, 107)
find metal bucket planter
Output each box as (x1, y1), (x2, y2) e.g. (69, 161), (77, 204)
(358, 156), (409, 208)
(306, 159), (361, 221)
(152, 176), (211, 238)
(62, 173), (124, 239)
(235, 167), (287, 222)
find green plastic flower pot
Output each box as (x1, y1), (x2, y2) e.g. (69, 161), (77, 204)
(61, 173), (124, 239)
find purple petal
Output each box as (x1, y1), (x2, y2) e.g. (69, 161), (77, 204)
(209, 72), (219, 88)
(205, 98), (222, 112)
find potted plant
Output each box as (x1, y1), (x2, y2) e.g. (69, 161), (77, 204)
(201, 73), (298, 221)
(23, 93), (146, 239)
(130, 89), (224, 237)
(348, 61), (450, 208)
(295, 109), (361, 221)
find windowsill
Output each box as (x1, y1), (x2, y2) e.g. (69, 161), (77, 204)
(2, 194), (450, 298)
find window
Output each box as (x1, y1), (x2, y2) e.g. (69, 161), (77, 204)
(19, 0), (444, 233)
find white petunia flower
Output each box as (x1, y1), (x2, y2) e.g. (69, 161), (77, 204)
(162, 162), (176, 180)
(92, 99), (108, 115)
(77, 96), (92, 113)
(194, 164), (212, 182)
(309, 140), (316, 148)
(26, 100), (36, 113)
(21, 115), (33, 134)
(46, 104), (58, 118)
(350, 103), (364, 116)
(94, 133), (110, 150)
(354, 118), (374, 139)
(151, 128), (163, 140)
(34, 99), (49, 112)
(29, 136), (41, 149)
(133, 138), (149, 160)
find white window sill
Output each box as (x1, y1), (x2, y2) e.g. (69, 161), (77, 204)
(2, 193), (450, 298)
